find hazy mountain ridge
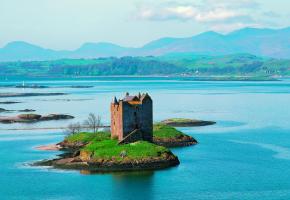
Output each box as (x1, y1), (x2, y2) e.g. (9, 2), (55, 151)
(0, 27), (289, 61)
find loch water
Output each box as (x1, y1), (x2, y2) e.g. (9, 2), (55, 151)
(0, 77), (290, 200)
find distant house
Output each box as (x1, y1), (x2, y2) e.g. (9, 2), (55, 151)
(110, 92), (153, 144)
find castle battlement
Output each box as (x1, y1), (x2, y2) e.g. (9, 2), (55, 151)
(110, 92), (153, 144)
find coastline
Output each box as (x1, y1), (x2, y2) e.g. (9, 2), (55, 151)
(0, 75), (281, 82)
(154, 136), (197, 147)
(34, 140), (180, 172)
(34, 151), (180, 172)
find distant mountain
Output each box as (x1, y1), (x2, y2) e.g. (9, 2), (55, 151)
(139, 27), (290, 58)
(0, 41), (65, 61)
(0, 27), (289, 61)
(71, 42), (132, 58)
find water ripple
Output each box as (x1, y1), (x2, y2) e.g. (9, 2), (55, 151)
(230, 140), (290, 160)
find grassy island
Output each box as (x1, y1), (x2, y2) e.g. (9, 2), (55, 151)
(36, 130), (180, 172)
(153, 124), (197, 147)
(63, 132), (170, 160)
(35, 124), (197, 172)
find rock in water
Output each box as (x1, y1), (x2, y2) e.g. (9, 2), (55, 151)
(40, 114), (74, 120)
(18, 114), (42, 120)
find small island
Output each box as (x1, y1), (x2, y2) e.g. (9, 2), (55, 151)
(0, 101), (21, 104)
(0, 108), (36, 113)
(0, 113), (74, 123)
(161, 118), (216, 127)
(35, 124), (195, 172)
(36, 131), (180, 172)
(0, 92), (67, 98)
(35, 93), (199, 172)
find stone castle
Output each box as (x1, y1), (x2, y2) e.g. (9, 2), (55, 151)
(110, 92), (153, 144)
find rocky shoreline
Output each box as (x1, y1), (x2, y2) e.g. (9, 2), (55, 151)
(153, 135), (197, 147)
(34, 140), (180, 172)
(34, 151), (179, 172)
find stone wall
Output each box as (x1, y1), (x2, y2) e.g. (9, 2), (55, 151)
(110, 94), (153, 143)
(140, 97), (153, 142)
(110, 102), (123, 140)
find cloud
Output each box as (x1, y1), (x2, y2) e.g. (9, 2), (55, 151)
(137, 4), (248, 23)
(203, 0), (259, 9)
(136, 0), (257, 22)
(135, 0), (280, 32)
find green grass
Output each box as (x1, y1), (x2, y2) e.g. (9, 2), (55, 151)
(66, 124), (187, 142)
(65, 132), (110, 143)
(64, 127), (186, 160)
(83, 140), (169, 160)
(153, 124), (184, 139)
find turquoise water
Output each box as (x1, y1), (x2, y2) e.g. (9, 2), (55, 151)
(0, 77), (290, 200)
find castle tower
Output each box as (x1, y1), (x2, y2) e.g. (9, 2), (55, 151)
(110, 92), (153, 144)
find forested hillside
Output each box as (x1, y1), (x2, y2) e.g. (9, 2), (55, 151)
(0, 54), (289, 77)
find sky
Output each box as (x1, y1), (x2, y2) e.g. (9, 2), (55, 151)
(0, 0), (289, 50)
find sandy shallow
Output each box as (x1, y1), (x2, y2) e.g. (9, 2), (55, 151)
(36, 144), (61, 151)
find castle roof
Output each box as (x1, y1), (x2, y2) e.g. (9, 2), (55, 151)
(123, 95), (139, 102)
(140, 93), (151, 101)
(112, 92), (151, 105)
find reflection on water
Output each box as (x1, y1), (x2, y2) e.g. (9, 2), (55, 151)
(80, 170), (154, 177)
(111, 171), (154, 200)
(78, 170), (155, 200)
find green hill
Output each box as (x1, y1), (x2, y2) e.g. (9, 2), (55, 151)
(0, 54), (289, 77)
